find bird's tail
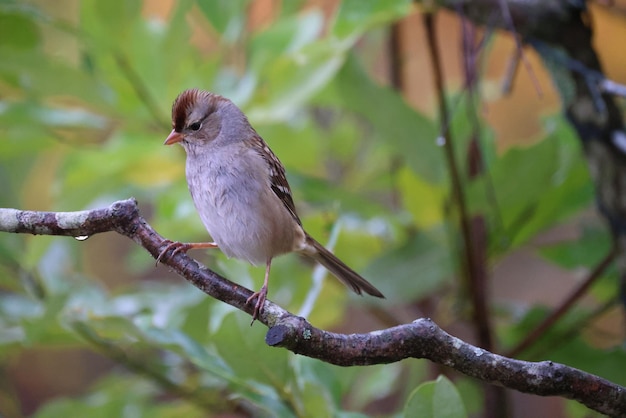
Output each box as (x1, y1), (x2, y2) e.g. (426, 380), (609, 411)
(303, 235), (384, 298)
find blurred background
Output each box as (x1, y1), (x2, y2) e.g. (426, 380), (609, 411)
(1, 0), (626, 417)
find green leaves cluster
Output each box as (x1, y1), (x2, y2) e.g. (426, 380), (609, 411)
(0, 0), (616, 416)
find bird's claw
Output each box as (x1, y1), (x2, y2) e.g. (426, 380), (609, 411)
(246, 285), (268, 324)
(156, 240), (192, 265)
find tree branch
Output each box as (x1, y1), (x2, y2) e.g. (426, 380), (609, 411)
(1, 200), (625, 416)
(507, 247), (617, 358)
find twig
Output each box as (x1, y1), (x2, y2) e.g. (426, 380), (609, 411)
(502, 46), (521, 94)
(528, 296), (619, 360)
(423, 15), (482, 345)
(451, 13), (508, 416)
(496, 0), (543, 97)
(507, 248), (617, 358)
(389, 21), (404, 91)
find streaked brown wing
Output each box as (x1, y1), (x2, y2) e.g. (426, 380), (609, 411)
(254, 135), (302, 226)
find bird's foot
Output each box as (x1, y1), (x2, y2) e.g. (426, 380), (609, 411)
(246, 285), (268, 324)
(155, 241), (217, 265)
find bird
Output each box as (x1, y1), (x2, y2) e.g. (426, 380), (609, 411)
(159, 88), (384, 321)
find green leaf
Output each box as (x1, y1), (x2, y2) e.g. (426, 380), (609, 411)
(300, 380), (335, 418)
(291, 356), (355, 407)
(247, 39), (347, 122)
(249, 10), (324, 71)
(196, 0), (250, 42)
(366, 227), (453, 302)
(405, 378), (436, 417)
(397, 166), (447, 228)
(404, 376), (468, 418)
(279, 0), (307, 17)
(331, 0), (411, 40)
(538, 225), (611, 269)
(0, 294), (40, 346)
(320, 53), (442, 183)
(246, 1), (411, 122)
(76, 315), (141, 342)
(142, 327), (233, 377)
(34, 374), (205, 418)
(288, 172), (386, 217)
(0, 10), (41, 50)
(81, 0), (142, 49)
(0, 52), (105, 105)
(349, 363), (402, 408)
(22, 294), (78, 345)
(95, 0), (141, 30)
(432, 376), (468, 418)
(212, 312), (291, 384)
(208, 312), (297, 416)
(453, 378), (483, 416)
(469, 116), (593, 250)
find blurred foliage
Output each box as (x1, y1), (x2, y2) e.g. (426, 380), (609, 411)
(404, 375), (468, 418)
(0, 0), (621, 417)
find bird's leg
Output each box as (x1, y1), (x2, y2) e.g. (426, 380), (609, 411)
(156, 241), (218, 264)
(247, 259), (272, 323)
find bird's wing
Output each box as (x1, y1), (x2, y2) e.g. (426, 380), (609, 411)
(255, 138), (303, 226)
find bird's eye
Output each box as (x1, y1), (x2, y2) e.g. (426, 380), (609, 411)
(188, 121), (202, 131)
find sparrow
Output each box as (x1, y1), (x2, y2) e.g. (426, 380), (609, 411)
(159, 89), (384, 321)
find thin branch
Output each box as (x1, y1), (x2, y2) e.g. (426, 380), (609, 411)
(495, 0), (543, 97)
(388, 21), (404, 91)
(424, 13), (497, 352)
(507, 247), (617, 358)
(2, 200), (626, 416)
(501, 46), (522, 94)
(529, 296), (620, 361)
(456, 14), (508, 417)
(423, 14), (476, 331)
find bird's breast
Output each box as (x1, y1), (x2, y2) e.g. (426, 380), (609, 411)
(185, 152), (298, 265)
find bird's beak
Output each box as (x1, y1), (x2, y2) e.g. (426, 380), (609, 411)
(164, 130), (183, 145)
